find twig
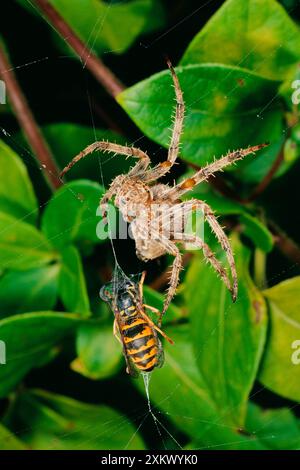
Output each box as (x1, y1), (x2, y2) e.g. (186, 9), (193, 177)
(208, 174), (245, 203)
(0, 43), (61, 190)
(91, 101), (124, 135)
(33, 0), (125, 98)
(269, 220), (300, 266)
(242, 144), (285, 203)
(187, 161), (244, 203)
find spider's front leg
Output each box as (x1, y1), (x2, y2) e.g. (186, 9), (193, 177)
(150, 237), (183, 320)
(143, 60), (185, 183)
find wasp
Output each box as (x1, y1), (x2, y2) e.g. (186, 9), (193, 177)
(100, 268), (173, 377)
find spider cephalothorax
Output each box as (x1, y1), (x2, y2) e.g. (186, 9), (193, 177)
(61, 60), (267, 319)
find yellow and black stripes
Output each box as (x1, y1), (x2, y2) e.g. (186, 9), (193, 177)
(121, 315), (159, 372)
(101, 275), (164, 376)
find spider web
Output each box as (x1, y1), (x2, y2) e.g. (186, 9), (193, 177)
(0, 0), (299, 452)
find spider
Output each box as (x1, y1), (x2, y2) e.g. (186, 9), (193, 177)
(60, 60), (267, 320)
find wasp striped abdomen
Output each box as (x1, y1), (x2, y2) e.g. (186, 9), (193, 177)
(122, 315), (159, 372)
(100, 270), (166, 377)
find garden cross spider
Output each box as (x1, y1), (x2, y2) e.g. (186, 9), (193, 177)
(60, 60), (268, 319)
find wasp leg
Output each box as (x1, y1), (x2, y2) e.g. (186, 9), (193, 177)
(138, 270), (147, 300)
(144, 304), (160, 315)
(140, 311), (174, 345)
(113, 319), (122, 345)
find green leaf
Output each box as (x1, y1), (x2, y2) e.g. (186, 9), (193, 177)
(21, 0), (164, 56)
(0, 265), (59, 317)
(185, 237), (268, 427)
(117, 64), (283, 182)
(58, 245), (90, 317)
(233, 136), (284, 184)
(246, 402), (300, 450)
(42, 179), (105, 249)
(0, 312), (82, 398)
(0, 140), (37, 223)
(187, 401), (300, 450)
(185, 180), (274, 252)
(275, 123), (300, 177)
(0, 212), (57, 270)
(0, 423), (27, 450)
(42, 123), (132, 186)
(72, 322), (122, 380)
(5, 389), (145, 450)
(181, 0), (300, 81)
(239, 213), (274, 253)
(135, 323), (222, 442)
(259, 276), (300, 402)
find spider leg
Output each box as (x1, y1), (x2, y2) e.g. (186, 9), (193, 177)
(162, 243), (182, 319)
(165, 143), (268, 199)
(175, 232), (232, 295)
(135, 266), (170, 336)
(99, 181), (119, 221)
(60, 141), (150, 178)
(150, 201), (236, 299)
(180, 199), (238, 301)
(143, 60), (185, 183)
(133, 224), (182, 319)
(201, 201), (237, 301)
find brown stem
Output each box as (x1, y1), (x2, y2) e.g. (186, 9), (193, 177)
(91, 101), (124, 135)
(243, 144), (285, 203)
(187, 161), (244, 203)
(209, 174), (245, 203)
(33, 0), (125, 98)
(188, 139), (287, 205)
(0, 43), (61, 190)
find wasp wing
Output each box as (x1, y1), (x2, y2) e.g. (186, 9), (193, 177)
(153, 330), (164, 369)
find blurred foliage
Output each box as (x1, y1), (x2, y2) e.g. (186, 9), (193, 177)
(185, 238), (268, 427)
(4, 389), (145, 450)
(0, 0), (300, 451)
(18, 0), (165, 56)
